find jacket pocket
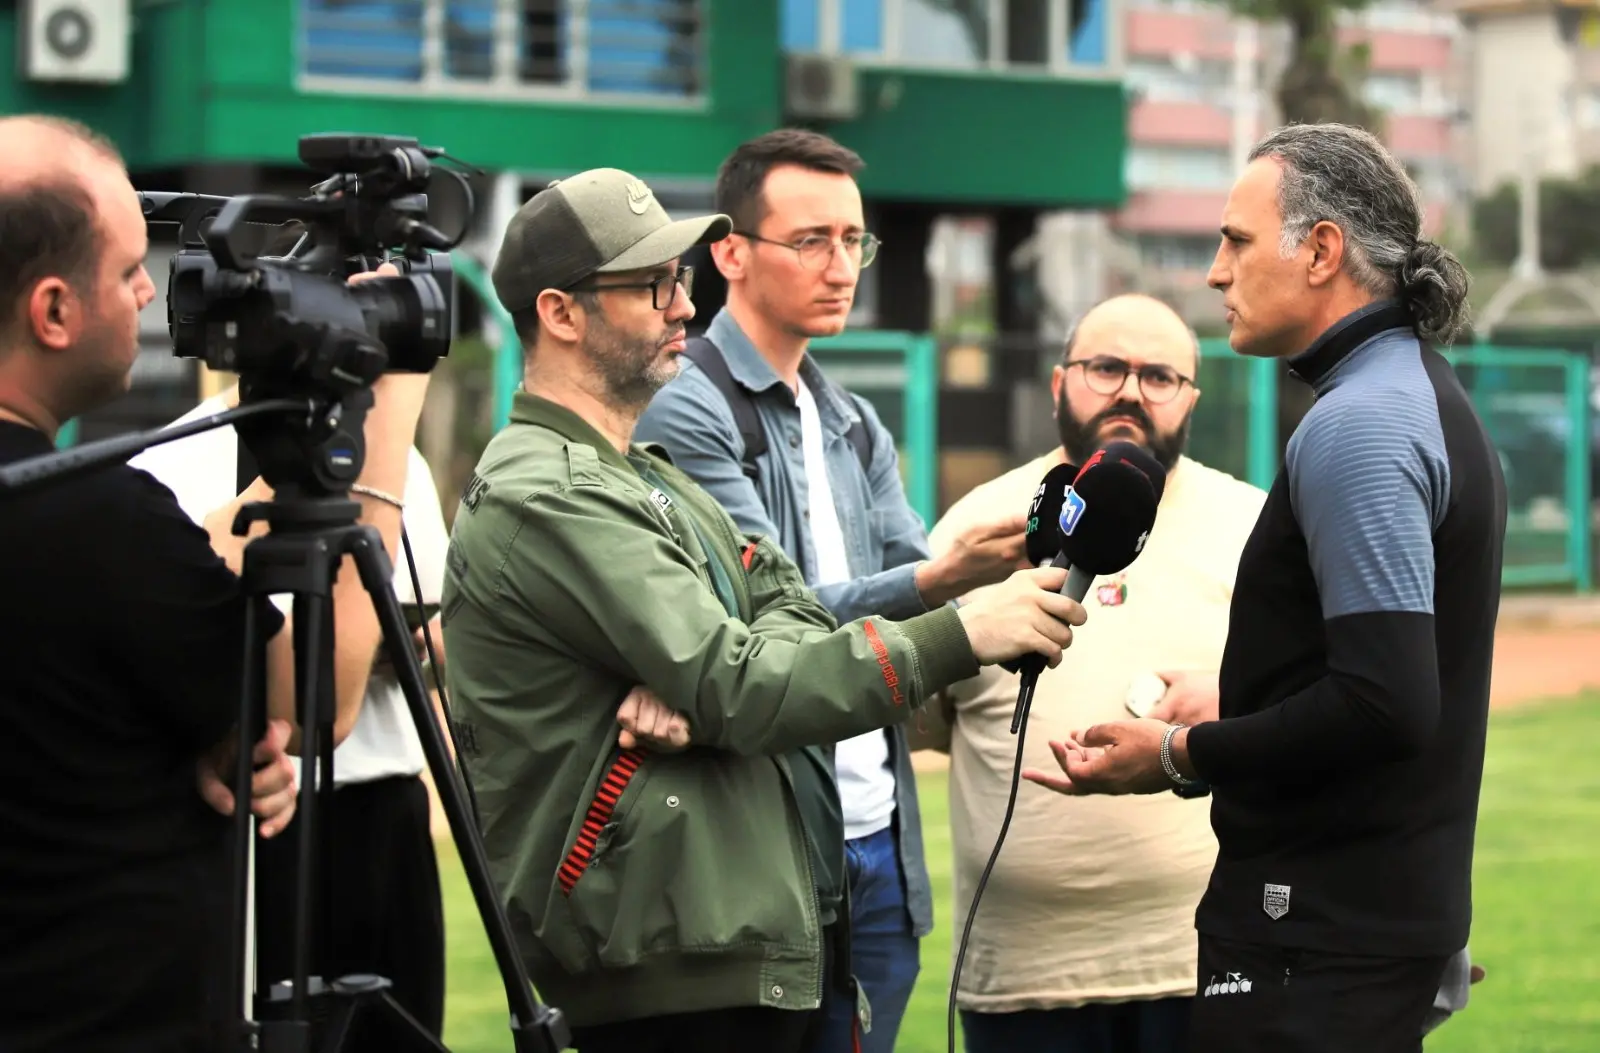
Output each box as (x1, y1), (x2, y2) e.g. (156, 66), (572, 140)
(557, 752), (818, 970)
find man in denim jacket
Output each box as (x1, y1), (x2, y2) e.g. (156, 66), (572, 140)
(636, 129), (1029, 1053)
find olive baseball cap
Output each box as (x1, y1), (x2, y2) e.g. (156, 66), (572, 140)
(491, 167), (732, 312)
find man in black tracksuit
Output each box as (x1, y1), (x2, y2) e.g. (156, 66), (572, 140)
(1020, 124), (1506, 1052)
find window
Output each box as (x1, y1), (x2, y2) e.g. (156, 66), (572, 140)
(1125, 55), (1233, 103)
(1126, 145), (1233, 191)
(301, 0), (705, 98)
(1362, 71), (1422, 114)
(782, 0), (1114, 71)
(1134, 234), (1219, 271)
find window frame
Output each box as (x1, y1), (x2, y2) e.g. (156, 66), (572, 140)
(795, 0), (1123, 78)
(296, 0), (710, 109)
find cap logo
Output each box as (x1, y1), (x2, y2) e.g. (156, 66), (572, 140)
(626, 179), (653, 215)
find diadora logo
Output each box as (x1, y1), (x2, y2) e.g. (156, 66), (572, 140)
(1058, 486), (1087, 535)
(1203, 972), (1252, 997)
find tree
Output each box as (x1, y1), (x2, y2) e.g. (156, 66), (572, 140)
(1221, 0), (1383, 131)
(1474, 167), (1600, 271)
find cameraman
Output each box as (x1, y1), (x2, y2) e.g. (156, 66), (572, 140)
(131, 383), (451, 1051)
(0, 115), (428, 1052)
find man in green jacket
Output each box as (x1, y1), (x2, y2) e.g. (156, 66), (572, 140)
(441, 167), (1087, 1052)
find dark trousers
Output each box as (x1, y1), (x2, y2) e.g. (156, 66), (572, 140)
(809, 826), (921, 1053)
(570, 925), (838, 1053)
(571, 1004), (819, 1053)
(1188, 934), (1451, 1053)
(254, 774), (445, 1052)
(961, 998), (1192, 1053)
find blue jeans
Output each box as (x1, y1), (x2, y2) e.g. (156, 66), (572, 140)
(961, 998), (1193, 1053)
(808, 826), (920, 1053)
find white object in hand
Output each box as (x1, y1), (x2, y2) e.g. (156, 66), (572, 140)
(1125, 671), (1168, 718)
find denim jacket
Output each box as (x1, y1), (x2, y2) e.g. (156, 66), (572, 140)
(635, 307), (936, 939)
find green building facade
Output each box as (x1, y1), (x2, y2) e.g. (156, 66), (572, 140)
(3, 0), (1128, 447)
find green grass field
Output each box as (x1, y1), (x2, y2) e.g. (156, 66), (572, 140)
(435, 694), (1600, 1052)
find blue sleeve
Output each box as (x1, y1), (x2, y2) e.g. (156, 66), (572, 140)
(820, 394), (930, 623)
(635, 366), (931, 623)
(1187, 379), (1449, 783)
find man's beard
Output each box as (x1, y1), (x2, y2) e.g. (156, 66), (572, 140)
(589, 314), (684, 411)
(1055, 390), (1190, 473)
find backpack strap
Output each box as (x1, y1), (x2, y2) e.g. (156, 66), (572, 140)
(832, 383), (876, 476)
(683, 335), (876, 480)
(682, 335), (767, 482)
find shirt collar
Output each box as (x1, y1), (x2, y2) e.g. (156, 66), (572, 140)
(1287, 299), (1415, 392)
(507, 391), (667, 472)
(705, 308), (861, 434)
(706, 309), (788, 395)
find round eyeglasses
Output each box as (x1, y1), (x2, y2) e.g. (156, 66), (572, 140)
(1066, 356), (1196, 405)
(735, 230), (881, 271)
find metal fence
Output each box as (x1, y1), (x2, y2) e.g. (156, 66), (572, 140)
(460, 257), (1595, 591)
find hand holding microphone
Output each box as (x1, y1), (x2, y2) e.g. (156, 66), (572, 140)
(955, 566), (1088, 669)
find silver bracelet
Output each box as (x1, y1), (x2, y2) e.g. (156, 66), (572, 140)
(1160, 723), (1199, 787)
(350, 484), (404, 510)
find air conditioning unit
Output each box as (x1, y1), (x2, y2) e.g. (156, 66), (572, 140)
(19, 0), (130, 84)
(785, 53), (860, 122)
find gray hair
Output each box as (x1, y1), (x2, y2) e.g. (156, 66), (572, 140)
(1248, 123), (1471, 345)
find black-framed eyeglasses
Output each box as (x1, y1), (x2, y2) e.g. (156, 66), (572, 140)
(1065, 355), (1197, 405)
(568, 265), (695, 310)
(734, 230), (881, 271)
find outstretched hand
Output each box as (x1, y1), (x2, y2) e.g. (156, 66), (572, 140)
(1022, 718), (1179, 796)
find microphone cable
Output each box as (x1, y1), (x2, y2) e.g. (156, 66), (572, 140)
(945, 639), (1045, 1053)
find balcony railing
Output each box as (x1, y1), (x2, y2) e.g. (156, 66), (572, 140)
(299, 0), (705, 103)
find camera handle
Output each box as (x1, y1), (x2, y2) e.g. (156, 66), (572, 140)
(227, 494), (570, 1053)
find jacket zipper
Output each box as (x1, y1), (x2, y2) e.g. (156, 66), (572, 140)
(775, 754), (825, 1004)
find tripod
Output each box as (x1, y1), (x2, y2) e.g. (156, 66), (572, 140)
(0, 395), (570, 1053)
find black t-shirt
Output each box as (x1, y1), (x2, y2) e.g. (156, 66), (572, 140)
(0, 421), (286, 1051)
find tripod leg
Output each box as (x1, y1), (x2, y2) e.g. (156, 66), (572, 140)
(345, 529), (570, 1053)
(230, 592), (274, 1050)
(290, 591), (334, 1031)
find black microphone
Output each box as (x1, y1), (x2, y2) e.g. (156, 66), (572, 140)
(1023, 461), (1080, 568)
(1008, 441), (1167, 733)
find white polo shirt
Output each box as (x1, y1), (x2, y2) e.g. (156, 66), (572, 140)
(129, 394), (449, 787)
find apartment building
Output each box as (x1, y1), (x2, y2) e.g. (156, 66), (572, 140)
(1455, 0), (1600, 197)
(1114, 0), (1469, 320)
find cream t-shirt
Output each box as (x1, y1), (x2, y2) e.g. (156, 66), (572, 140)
(923, 451), (1267, 1012)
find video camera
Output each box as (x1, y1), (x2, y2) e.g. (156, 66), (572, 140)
(136, 133), (477, 497)
(141, 132), (471, 385)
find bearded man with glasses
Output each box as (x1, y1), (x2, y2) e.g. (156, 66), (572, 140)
(913, 293), (1269, 1053)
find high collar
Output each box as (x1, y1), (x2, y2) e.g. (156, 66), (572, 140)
(508, 391), (665, 473)
(1287, 300), (1415, 393)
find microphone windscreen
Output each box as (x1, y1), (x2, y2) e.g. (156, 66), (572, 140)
(1057, 440), (1166, 575)
(1024, 462), (1080, 566)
